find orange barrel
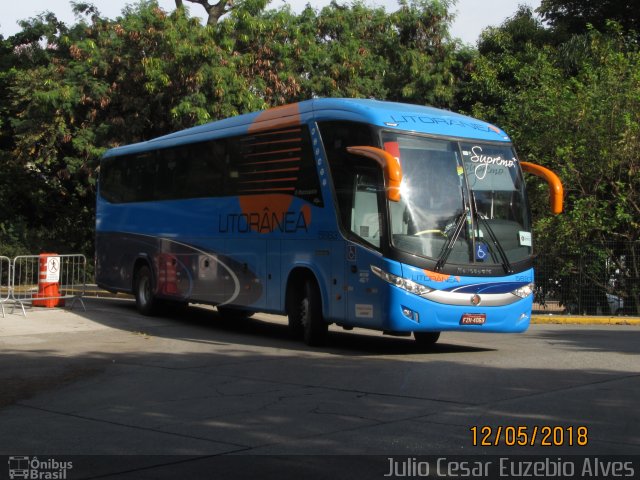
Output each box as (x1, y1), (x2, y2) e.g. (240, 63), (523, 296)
(32, 253), (63, 307)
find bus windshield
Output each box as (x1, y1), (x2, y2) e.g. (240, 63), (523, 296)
(384, 133), (532, 270)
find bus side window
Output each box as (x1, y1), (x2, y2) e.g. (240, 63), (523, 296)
(155, 147), (186, 200)
(319, 121), (379, 245)
(351, 172), (382, 248)
(99, 157), (121, 203)
(330, 160), (384, 249)
(187, 142), (224, 197)
(135, 153), (157, 201)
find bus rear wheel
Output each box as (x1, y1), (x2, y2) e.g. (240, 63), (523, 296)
(134, 265), (159, 316)
(288, 279), (328, 346)
(414, 331), (440, 348)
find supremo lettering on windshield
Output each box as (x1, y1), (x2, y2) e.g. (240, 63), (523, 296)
(468, 146), (516, 180)
(219, 211), (308, 234)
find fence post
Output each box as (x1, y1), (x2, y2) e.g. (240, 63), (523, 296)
(577, 255), (583, 315)
(0, 256), (11, 318)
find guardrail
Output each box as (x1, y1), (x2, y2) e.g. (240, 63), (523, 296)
(8, 254), (86, 316)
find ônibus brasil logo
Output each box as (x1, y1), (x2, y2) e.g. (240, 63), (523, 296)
(8, 456), (73, 479)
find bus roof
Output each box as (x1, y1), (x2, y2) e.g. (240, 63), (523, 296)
(103, 98), (511, 157)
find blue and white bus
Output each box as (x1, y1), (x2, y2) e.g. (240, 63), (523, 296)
(96, 99), (562, 346)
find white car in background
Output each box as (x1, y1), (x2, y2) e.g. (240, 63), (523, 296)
(606, 294), (624, 315)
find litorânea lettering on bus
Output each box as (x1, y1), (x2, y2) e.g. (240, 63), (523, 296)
(218, 210), (308, 234)
(387, 115), (498, 133)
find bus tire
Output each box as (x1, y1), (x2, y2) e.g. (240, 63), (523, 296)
(289, 279), (328, 346)
(134, 265), (159, 316)
(414, 331), (440, 348)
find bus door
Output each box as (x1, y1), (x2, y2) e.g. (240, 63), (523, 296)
(266, 239), (281, 311)
(224, 238), (268, 309)
(326, 241), (346, 321)
(343, 169), (386, 328)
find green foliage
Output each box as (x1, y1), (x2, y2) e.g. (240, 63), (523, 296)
(212, 0), (466, 106)
(538, 0), (640, 37)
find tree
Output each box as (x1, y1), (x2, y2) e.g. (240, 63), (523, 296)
(538, 0), (640, 36)
(464, 6), (554, 119)
(215, 0), (468, 108)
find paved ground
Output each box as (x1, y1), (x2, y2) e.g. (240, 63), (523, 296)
(0, 299), (638, 477)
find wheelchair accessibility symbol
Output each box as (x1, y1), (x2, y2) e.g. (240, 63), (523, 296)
(475, 242), (489, 261)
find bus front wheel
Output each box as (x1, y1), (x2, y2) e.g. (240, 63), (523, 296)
(414, 331), (440, 348)
(134, 265), (159, 316)
(288, 279), (328, 346)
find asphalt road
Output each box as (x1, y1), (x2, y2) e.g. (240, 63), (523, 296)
(0, 299), (638, 478)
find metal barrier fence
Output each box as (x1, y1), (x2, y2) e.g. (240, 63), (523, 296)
(9, 254), (86, 316)
(0, 256), (10, 318)
(534, 242), (640, 316)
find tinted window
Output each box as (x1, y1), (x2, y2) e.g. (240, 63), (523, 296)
(236, 127), (322, 206)
(100, 125), (322, 205)
(319, 121), (382, 247)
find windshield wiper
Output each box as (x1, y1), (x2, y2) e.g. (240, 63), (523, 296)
(477, 214), (513, 274)
(434, 210), (468, 272)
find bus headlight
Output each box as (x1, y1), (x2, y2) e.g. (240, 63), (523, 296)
(511, 282), (534, 298)
(370, 265), (433, 296)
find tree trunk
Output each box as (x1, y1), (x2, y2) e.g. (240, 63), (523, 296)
(183, 0), (232, 26)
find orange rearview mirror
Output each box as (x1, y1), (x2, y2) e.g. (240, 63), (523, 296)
(521, 161), (564, 214)
(347, 146), (403, 202)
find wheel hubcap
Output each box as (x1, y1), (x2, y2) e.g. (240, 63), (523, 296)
(140, 276), (149, 305)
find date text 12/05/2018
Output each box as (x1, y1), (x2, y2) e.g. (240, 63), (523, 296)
(470, 425), (588, 447)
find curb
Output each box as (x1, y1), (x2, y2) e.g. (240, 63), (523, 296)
(531, 315), (640, 326)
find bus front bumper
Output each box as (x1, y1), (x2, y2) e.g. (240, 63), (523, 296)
(385, 286), (533, 333)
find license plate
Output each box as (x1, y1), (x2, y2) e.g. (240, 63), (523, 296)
(460, 313), (486, 325)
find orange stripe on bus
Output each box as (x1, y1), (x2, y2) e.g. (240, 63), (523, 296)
(239, 187), (297, 193)
(243, 157), (301, 166)
(239, 177), (299, 184)
(241, 157), (300, 167)
(241, 128), (301, 140)
(248, 104), (301, 133)
(242, 167), (300, 175)
(250, 138), (302, 147)
(245, 147), (302, 158)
